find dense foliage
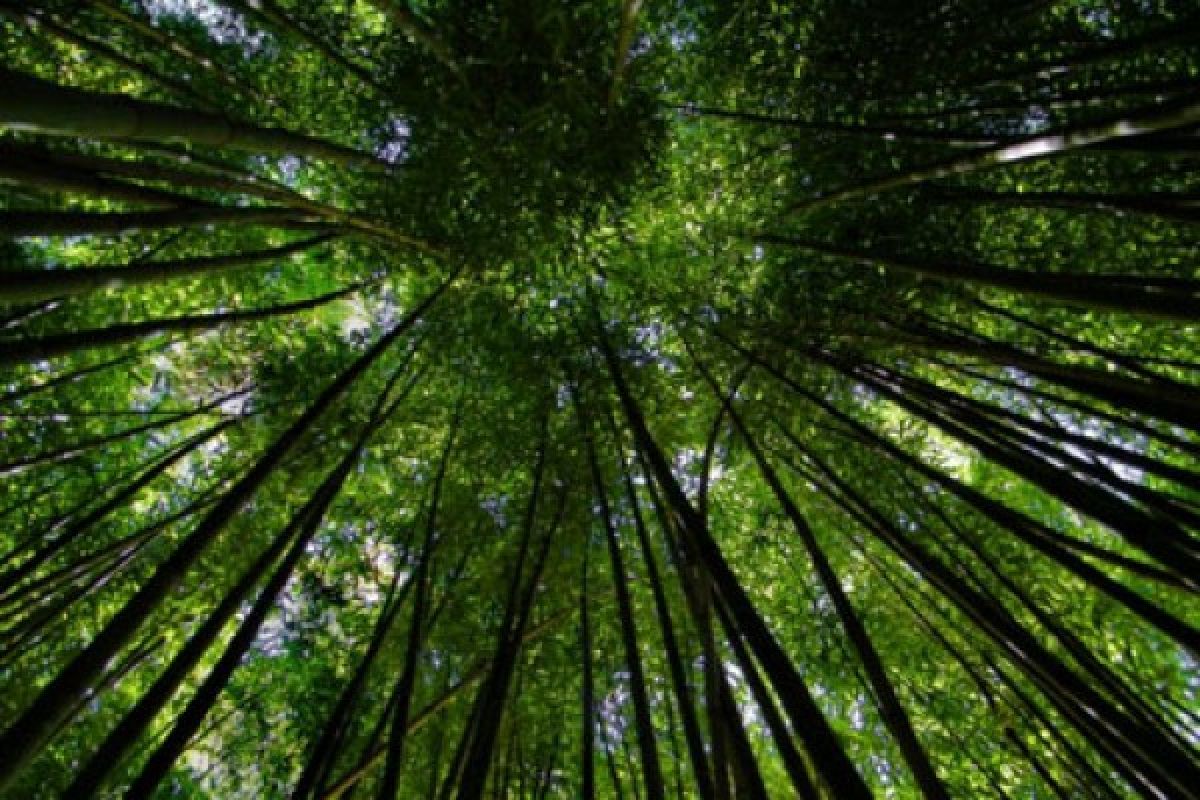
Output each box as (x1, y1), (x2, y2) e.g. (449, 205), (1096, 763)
(1, 1), (1198, 797)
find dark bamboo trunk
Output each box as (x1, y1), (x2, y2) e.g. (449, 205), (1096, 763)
(0, 283), (364, 366)
(577, 394), (667, 800)
(0, 205), (317, 237)
(593, 315), (874, 798)
(0, 68), (385, 168)
(580, 542), (597, 800)
(377, 421), (458, 799)
(0, 271), (454, 791)
(1, 234), (337, 303)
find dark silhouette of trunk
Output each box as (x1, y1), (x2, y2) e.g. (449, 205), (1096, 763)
(713, 601), (820, 800)
(291, 568), (414, 799)
(318, 605), (583, 800)
(0, 497), (217, 659)
(0, 205), (317, 237)
(785, 93), (1200, 212)
(662, 689), (687, 800)
(451, 429), (560, 800)
(807, 387), (1196, 640)
(0, 149), (191, 208)
(82, 0), (261, 101)
(856, 360), (1200, 530)
(708, 390), (950, 799)
(968, 297), (1200, 387)
(800, 447), (1200, 800)
(835, 356), (1200, 577)
(0, 282), (364, 366)
(975, 21), (1200, 89)
(914, 490), (1193, 747)
(602, 719), (630, 800)
(580, 542), (597, 800)
(0, 270), (454, 791)
(701, 583), (732, 800)
(923, 354), (1200, 458)
(377, 419), (459, 799)
(0, 496), (206, 624)
(760, 235), (1200, 321)
(619, 717), (646, 800)
(592, 314), (874, 798)
(640, 399), (819, 800)
(870, 78), (1198, 124)
(0, 387), (245, 476)
(0, 68), (385, 168)
(0, 418), (237, 598)
(576, 391), (667, 800)
(0, 352), (135, 408)
(720, 336), (1200, 646)
(611, 437), (716, 800)
(713, 659), (770, 800)
(0, 143), (437, 253)
(836, 459), (1133, 800)
(1, 234), (337, 303)
(123, 473), (345, 797)
(64, 363), (411, 796)
(876, 319), (1200, 430)
(373, 0), (463, 78)
(291, 483), (451, 798)
(923, 185), (1200, 224)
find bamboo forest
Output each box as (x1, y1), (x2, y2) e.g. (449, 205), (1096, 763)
(1, 0), (1198, 797)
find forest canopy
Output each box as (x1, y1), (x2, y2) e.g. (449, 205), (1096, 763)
(1, 0), (1198, 797)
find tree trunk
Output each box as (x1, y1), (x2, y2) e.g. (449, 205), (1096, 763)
(580, 542), (597, 800)
(0, 282), (363, 366)
(377, 420), (458, 799)
(804, 448), (1200, 800)
(0, 270), (454, 791)
(593, 315), (874, 799)
(760, 235), (1200, 321)
(0, 68), (384, 168)
(1, 234), (336, 303)
(786, 94), (1200, 212)
(0, 205), (318, 238)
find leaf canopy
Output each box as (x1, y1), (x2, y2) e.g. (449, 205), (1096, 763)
(1, 1), (1198, 798)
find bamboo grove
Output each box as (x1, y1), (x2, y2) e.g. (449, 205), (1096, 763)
(0, 0), (1197, 797)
